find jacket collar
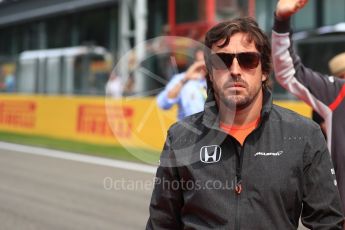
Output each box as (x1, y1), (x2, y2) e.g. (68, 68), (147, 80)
(202, 85), (273, 130)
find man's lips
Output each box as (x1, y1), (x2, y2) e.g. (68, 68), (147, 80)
(225, 83), (246, 88)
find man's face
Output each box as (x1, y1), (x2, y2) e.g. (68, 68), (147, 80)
(209, 32), (267, 110)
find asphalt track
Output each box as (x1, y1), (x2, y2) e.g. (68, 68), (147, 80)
(0, 142), (156, 230)
(0, 142), (308, 230)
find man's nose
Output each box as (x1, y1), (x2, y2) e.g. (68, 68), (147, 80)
(229, 57), (241, 77)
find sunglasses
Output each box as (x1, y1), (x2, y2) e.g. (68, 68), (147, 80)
(210, 52), (261, 70)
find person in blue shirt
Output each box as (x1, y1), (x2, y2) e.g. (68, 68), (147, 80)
(157, 49), (207, 120)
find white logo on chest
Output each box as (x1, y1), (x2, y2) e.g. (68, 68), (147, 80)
(200, 145), (222, 163)
(254, 151), (283, 157)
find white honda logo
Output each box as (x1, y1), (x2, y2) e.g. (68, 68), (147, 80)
(200, 145), (222, 163)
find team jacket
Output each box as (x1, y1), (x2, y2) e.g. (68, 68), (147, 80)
(146, 87), (344, 229)
(272, 15), (345, 212)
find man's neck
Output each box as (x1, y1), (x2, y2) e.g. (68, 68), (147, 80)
(219, 91), (263, 127)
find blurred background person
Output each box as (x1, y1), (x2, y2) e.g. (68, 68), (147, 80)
(312, 52), (345, 138)
(329, 52), (345, 79)
(105, 72), (123, 98)
(122, 73), (135, 97)
(157, 48), (207, 120)
(150, 25), (175, 81)
(0, 67), (15, 93)
(272, 0), (345, 212)
(0, 67), (5, 91)
(4, 71), (15, 92)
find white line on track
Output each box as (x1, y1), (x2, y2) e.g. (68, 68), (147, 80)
(0, 141), (157, 174)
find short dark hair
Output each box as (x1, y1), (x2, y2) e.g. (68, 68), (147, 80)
(204, 17), (272, 88)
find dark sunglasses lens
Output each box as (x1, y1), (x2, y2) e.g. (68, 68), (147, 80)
(210, 53), (233, 70)
(237, 52), (260, 69)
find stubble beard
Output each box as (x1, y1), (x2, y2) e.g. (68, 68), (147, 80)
(220, 85), (262, 111)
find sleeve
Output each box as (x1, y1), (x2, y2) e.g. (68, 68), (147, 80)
(146, 132), (184, 229)
(301, 128), (344, 229)
(271, 14), (345, 116)
(157, 73), (184, 110)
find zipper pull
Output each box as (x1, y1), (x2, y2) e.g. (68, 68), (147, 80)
(235, 183), (242, 195)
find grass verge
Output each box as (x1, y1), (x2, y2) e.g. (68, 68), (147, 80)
(0, 131), (160, 165)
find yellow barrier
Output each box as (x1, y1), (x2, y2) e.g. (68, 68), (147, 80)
(0, 94), (311, 151)
(274, 100), (312, 118)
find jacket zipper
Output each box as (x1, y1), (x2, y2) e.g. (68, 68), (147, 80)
(228, 116), (267, 229)
(234, 144), (243, 230)
(234, 124), (263, 230)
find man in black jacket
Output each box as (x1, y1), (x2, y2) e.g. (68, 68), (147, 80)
(147, 16), (344, 229)
(272, 0), (345, 215)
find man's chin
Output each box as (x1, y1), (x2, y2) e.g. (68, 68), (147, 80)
(221, 95), (245, 109)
